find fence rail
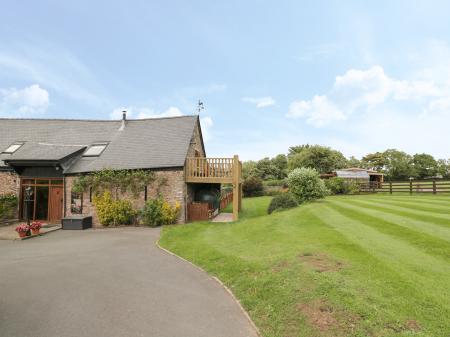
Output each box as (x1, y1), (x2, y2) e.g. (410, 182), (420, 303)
(359, 180), (450, 194)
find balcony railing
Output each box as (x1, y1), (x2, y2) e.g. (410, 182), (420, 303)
(185, 156), (241, 183)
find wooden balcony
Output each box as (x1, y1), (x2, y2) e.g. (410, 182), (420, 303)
(185, 156), (242, 184)
(185, 155), (243, 221)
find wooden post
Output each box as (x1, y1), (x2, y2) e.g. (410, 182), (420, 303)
(389, 182), (392, 194)
(238, 182), (243, 211)
(433, 180), (437, 194)
(232, 155), (239, 221)
(409, 180), (413, 195)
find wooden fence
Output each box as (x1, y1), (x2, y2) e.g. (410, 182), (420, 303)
(219, 191), (233, 210)
(359, 180), (450, 194)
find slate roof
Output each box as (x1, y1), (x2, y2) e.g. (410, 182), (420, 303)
(0, 115), (201, 174)
(3, 142), (86, 162)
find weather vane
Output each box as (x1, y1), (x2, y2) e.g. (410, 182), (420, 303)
(197, 100), (204, 114)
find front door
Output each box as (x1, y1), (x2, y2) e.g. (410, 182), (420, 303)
(48, 187), (63, 223)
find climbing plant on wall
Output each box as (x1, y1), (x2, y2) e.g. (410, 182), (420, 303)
(72, 169), (164, 199)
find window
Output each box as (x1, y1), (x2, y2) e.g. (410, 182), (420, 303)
(83, 143), (108, 157)
(71, 191), (83, 214)
(2, 142), (24, 154)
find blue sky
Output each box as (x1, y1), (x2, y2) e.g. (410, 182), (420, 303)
(1, 1), (450, 160)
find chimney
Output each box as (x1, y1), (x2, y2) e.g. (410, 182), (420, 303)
(119, 110), (127, 131)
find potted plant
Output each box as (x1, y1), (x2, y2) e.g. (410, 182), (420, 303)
(30, 221), (42, 235)
(15, 224), (30, 238)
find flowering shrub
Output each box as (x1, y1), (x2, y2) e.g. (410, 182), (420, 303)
(30, 221), (43, 230)
(287, 167), (328, 203)
(141, 197), (181, 227)
(93, 191), (136, 226)
(15, 223), (30, 233)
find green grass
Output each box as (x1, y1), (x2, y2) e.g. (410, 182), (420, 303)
(159, 195), (450, 337)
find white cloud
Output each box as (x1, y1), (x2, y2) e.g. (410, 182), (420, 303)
(242, 96), (276, 108)
(0, 84), (49, 116)
(200, 116), (213, 141)
(287, 95), (345, 127)
(287, 65), (449, 126)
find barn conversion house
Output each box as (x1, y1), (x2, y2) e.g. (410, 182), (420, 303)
(0, 115), (242, 226)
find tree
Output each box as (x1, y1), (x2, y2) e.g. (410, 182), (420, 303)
(411, 153), (438, 179)
(383, 149), (414, 181)
(361, 152), (386, 171)
(437, 159), (450, 179)
(271, 154), (288, 179)
(347, 156), (362, 168)
(287, 145), (347, 173)
(255, 157), (279, 180)
(242, 161), (259, 179)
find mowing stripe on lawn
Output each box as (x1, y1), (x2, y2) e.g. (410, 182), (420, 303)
(328, 199), (450, 242)
(310, 206), (450, 299)
(327, 202), (450, 260)
(345, 198), (450, 229)
(350, 198), (450, 223)
(379, 196), (450, 207)
(356, 197), (450, 215)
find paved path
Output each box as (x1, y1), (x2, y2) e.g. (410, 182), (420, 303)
(0, 228), (258, 337)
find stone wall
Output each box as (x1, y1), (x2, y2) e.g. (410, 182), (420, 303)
(186, 121), (206, 157)
(64, 168), (187, 227)
(0, 171), (20, 196)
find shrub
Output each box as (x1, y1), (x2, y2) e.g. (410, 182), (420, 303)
(325, 177), (359, 195)
(141, 197), (181, 227)
(93, 191), (136, 226)
(267, 192), (298, 214)
(0, 194), (18, 220)
(287, 167), (328, 203)
(242, 176), (264, 197)
(264, 179), (288, 187)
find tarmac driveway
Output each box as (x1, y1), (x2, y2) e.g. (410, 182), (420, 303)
(0, 228), (258, 337)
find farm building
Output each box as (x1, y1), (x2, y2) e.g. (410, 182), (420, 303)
(321, 168), (384, 187)
(0, 114), (242, 226)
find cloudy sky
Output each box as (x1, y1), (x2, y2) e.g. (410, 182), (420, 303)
(1, 1), (450, 160)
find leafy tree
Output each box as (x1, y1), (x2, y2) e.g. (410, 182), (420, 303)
(383, 149), (414, 181)
(255, 157), (279, 180)
(361, 152), (386, 171)
(347, 156), (362, 168)
(271, 154), (288, 179)
(287, 144), (347, 173)
(242, 176), (264, 197)
(411, 153), (438, 179)
(242, 161), (259, 179)
(437, 159), (450, 179)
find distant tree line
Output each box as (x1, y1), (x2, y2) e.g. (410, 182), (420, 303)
(242, 145), (450, 182)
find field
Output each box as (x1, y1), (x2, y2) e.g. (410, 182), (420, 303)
(159, 195), (450, 337)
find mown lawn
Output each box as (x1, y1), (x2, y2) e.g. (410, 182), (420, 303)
(159, 195), (450, 337)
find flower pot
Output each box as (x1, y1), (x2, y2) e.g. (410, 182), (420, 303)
(31, 229), (40, 235)
(18, 231), (27, 238)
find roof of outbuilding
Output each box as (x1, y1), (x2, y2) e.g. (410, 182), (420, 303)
(0, 115), (201, 173)
(335, 170), (370, 179)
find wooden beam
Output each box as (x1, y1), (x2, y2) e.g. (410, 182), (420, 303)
(232, 155), (239, 221)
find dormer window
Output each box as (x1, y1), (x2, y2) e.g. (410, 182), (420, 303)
(2, 142), (24, 154)
(83, 143), (108, 157)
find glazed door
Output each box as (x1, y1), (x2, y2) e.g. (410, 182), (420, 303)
(48, 186), (63, 223)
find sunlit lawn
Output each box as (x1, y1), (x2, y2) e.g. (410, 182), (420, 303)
(160, 194), (450, 337)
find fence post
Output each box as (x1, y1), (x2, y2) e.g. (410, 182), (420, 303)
(410, 180), (413, 195)
(232, 155), (239, 221)
(433, 180), (437, 194)
(389, 182), (392, 194)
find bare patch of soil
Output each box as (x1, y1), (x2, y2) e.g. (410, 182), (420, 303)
(297, 299), (359, 336)
(299, 253), (344, 272)
(271, 260), (290, 273)
(405, 319), (421, 332)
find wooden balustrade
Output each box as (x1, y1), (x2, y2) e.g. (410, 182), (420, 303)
(185, 157), (239, 183)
